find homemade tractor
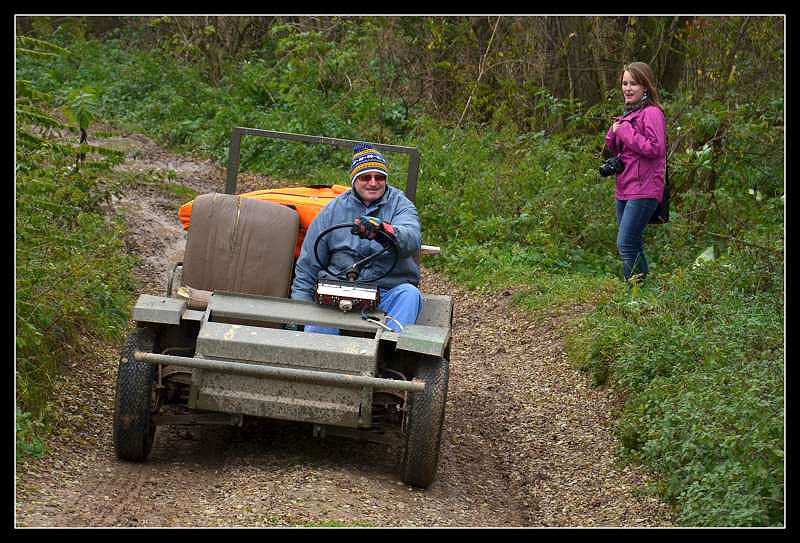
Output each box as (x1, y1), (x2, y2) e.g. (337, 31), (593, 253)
(113, 128), (452, 488)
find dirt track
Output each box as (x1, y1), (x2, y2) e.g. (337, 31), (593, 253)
(15, 130), (674, 527)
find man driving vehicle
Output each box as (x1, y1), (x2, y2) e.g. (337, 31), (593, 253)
(290, 143), (422, 334)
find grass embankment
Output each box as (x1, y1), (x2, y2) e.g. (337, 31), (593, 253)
(16, 32), (784, 526)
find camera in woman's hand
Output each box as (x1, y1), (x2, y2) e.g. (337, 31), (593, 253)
(599, 156), (625, 177)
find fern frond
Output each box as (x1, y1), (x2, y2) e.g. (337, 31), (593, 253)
(15, 47), (59, 61)
(15, 105), (66, 130)
(16, 128), (48, 149)
(16, 36), (69, 56)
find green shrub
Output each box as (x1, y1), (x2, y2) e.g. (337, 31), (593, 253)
(16, 406), (44, 460)
(16, 155), (138, 420)
(567, 246), (783, 526)
(16, 35), (137, 424)
(619, 359), (783, 526)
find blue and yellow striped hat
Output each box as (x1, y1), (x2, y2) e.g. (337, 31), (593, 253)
(350, 143), (388, 185)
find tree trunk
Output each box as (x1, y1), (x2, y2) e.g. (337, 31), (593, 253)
(590, 17), (610, 100)
(659, 16), (692, 93)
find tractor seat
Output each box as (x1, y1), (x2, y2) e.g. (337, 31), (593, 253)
(181, 193), (299, 299)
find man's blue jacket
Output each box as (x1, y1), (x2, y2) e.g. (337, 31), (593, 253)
(290, 185), (421, 302)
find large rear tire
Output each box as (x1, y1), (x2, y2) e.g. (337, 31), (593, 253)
(401, 356), (449, 488)
(113, 327), (158, 461)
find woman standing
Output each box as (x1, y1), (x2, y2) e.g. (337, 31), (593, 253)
(605, 61), (667, 286)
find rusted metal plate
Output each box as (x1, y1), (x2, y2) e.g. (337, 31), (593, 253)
(416, 294), (453, 328)
(181, 309), (206, 322)
(208, 291), (385, 334)
(187, 320), (380, 428)
(193, 371), (369, 427)
(196, 321), (377, 371)
(395, 324), (450, 358)
(132, 294), (186, 325)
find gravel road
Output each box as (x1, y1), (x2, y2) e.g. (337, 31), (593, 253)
(15, 131), (674, 527)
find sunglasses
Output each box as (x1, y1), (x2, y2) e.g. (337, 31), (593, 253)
(356, 174), (387, 183)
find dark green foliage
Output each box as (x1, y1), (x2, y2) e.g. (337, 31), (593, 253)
(16, 36), (137, 454)
(16, 406), (44, 459)
(16, 156), (138, 417)
(566, 247), (783, 526)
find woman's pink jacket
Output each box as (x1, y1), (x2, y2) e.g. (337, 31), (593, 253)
(605, 105), (667, 203)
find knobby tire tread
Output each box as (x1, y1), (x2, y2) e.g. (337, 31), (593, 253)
(113, 327), (157, 461)
(402, 357), (449, 488)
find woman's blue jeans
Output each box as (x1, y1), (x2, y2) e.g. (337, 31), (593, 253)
(616, 198), (658, 281)
(303, 283), (422, 335)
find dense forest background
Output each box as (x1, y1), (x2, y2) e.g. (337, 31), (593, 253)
(16, 15), (784, 527)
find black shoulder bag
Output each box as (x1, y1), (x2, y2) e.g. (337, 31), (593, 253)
(649, 164), (670, 224)
(649, 133), (670, 225)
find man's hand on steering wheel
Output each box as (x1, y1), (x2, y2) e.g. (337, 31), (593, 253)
(315, 222), (400, 283)
(353, 216), (396, 242)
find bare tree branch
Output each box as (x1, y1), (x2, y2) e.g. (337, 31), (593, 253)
(455, 16), (501, 131)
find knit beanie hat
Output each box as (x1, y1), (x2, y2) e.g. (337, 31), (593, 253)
(350, 143), (388, 185)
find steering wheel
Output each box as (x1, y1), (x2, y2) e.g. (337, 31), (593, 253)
(313, 223), (399, 283)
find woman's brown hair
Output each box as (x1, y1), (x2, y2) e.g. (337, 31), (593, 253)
(622, 62), (662, 110)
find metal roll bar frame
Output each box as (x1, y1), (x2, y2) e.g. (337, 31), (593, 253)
(224, 127), (421, 204)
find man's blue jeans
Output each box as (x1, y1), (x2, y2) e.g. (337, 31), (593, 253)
(304, 283), (422, 335)
(616, 198), (658, 281)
